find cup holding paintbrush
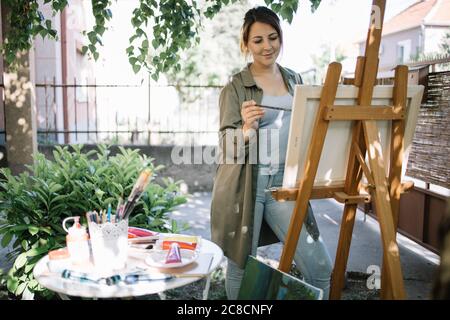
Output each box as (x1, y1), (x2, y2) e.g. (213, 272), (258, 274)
(87, 213), (129, 271)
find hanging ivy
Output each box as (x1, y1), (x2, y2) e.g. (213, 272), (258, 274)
(1, 0), (321, 80)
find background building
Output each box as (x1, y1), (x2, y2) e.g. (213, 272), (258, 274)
(356, 0), (450, 77)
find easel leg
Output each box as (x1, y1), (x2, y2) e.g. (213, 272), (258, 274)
(381, 65), (408, 299)
(329, 203), (358, 299)
(363, 120), (406, 299)
(330, 120), (366, 300)
(278, 63), (342, 273)
(381, 251), (393, 299)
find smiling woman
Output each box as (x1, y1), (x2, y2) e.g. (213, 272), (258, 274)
(210, 6), (333, 301)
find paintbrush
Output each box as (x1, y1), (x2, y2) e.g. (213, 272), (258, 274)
(256, 104), (291, 112)
(121, 169), (153, 220)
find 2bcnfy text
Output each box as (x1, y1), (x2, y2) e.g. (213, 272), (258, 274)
(177, 304), (273, 317)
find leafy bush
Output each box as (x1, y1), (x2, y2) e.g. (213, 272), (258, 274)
(0, 144), (188, 299)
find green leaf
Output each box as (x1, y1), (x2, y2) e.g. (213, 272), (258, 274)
(23, 263), (36, 273)
(138, 53), (146, 62)
(94, 25), (106, 36)
(136, 28), (144, 36)
(129, 34), (139, 43)
(39, 29), (48, 38)
(132, 63), (141, 74)
(26, 246), (49, 257)
(39, 227), (52, 235)
(152, 38), (159, 49)
(271, 3), (282, 12)
(28, 279), (39, 289)
(1, 232), (13, 247)
(48, 29), (57, 38)
(129, 57), (138, 65)
(48, 223), (65, 235)
(113, 182), (124, 194)
(14, 253), (28, 269)
(10, 225), (31, 232)
(49, 194), (69, 205)
(7, 277), (19, 293)
(88, 31), (97, 44)
(15, 282), (27, 296)
(95, 189), (105, 199)
(45, 20), (52, 30)
(0, 227), (8, 235)
(28, 226), (39, 236)
(49, 184), (63, 193)
(126, 45), (134, 54)
(96, 34), (103, 46)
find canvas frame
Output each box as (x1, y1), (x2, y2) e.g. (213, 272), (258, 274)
(282, 85), (424, 188)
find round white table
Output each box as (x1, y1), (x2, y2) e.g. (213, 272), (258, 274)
(33, 238), (224, 299)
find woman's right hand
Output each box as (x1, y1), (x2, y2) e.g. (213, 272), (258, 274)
(241, 100), (265, 132)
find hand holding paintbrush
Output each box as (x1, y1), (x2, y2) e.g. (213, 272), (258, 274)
(118, 168), (153, 221)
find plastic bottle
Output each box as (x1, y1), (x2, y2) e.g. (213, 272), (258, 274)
(62, 216), (91, 265)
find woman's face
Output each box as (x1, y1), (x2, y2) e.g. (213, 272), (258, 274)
(245, 21), (281, 68)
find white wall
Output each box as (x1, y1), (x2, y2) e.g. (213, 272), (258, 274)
(33, 1), (63, 143)
(359, 27), (422, 69)
(424, 26), (450, 54)
(33, 0), (96, 144)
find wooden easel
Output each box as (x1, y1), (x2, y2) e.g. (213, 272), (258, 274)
(271, 0), (411, 299)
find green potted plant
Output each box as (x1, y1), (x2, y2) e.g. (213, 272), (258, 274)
(0, 144), (188, 299)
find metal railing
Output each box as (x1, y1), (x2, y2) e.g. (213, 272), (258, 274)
(0, 80), (223, 146)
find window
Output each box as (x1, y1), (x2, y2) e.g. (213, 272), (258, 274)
(397, 40), (411, 64)
(397, 44), (405, 63)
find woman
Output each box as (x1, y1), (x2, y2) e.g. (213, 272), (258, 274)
(210, 6), (333, 300)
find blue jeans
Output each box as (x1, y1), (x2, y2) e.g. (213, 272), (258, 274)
(225, 166), (333, 299)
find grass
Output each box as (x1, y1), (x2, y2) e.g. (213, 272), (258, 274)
(342, 271), (380, 300)
(165, 267), (227, 300)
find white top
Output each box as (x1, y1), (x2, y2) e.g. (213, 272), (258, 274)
(258, 93), (293, 167)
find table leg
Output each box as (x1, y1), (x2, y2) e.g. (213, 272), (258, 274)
(202, 275), (212, 300)
(158, 292), (167, 300)
(58, 293), (71, 300)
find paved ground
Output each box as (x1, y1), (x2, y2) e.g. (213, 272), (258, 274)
(169, 191), (440, 300)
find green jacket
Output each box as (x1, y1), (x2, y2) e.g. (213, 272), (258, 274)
(211, 63), (319, 269)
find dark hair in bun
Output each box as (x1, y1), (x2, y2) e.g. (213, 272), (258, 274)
(240, 6), (283, 55)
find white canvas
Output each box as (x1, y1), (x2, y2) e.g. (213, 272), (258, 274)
(283, 85), (424, 188)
